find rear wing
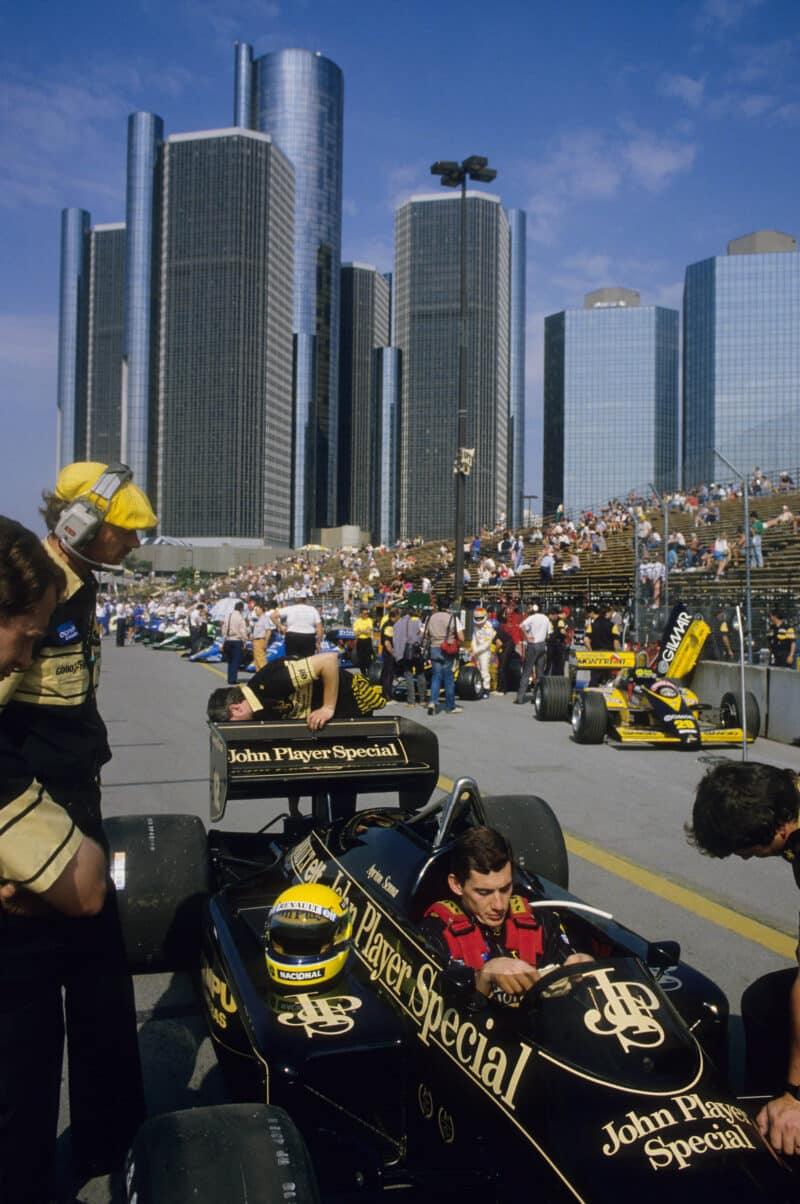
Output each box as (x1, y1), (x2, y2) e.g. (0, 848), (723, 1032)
(655, 605), (710, 679)
(573, 650), (637, 670)
(208, 715), (438, 822)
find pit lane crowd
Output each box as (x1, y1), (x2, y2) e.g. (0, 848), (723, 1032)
(1, 458), (800, 1203)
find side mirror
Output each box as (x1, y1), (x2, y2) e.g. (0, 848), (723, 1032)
(646, 940), (680, 970)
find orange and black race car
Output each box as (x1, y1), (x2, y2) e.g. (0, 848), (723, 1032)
(534, 605), (760, 747)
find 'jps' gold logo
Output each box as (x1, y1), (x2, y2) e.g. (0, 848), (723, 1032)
(583, 967), (664, 1053)
(277, 993), (362, 1038)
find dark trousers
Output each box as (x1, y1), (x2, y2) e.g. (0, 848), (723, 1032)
(284, 632), (316, 659)
(115, 617), (126, 646)
(0, 885), (146, 1202)
(226, 638), (244, 683)
(355, 638), (373, 674)
(741, 967), (796, 1094)
(380, 652), (396, 700)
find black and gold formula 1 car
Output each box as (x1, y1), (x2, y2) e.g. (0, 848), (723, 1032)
(104, 713), (790, 1202)
(534, 605), (760, 748)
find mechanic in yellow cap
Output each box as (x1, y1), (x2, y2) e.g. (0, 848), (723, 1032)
(0, 462), (156, 1191)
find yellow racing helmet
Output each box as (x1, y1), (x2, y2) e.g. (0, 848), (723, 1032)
(265, 884), (352, 988)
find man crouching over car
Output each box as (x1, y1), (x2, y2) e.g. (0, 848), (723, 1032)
(420, 826), (590, 1005)
(208, 651), (386, 731)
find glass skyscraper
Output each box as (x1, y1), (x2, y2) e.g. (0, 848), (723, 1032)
(57, 207), (90, 468)
(395, 193), (512, 541)
(337, 263), (391, 531)
(543, 290), (679, 516)
(86, 224), (126, 464)
(156, 130), (295, 542)
(683, 230), (800, 487)
(122, 111), (163, 495)
(234, 44), (344, 545)
(373, 348), (400, 547)
(508, 209), (526, 528)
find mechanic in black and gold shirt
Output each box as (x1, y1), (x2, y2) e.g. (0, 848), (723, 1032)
(0, 515), (108, 1204)
(1, 463), (156, 1197)
(207, 651), (387, 730)
(687, 761), (800, 1159)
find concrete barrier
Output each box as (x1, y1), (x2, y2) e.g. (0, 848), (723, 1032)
(690, 661), (800, 746)
(765, 668), (800, 745)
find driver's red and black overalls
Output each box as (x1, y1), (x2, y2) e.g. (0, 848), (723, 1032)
(421, 895), (570, 1005)
(0, 542), (145, 1202)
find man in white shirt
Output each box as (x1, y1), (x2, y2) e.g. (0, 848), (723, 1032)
(270, 601), (322, 659)
(515, 604), (552, 704)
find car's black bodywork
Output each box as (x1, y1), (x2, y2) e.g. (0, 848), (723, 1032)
(171, 715), (793, 1202)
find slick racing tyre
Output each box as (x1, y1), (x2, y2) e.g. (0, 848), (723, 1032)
(456, 664), (483, 700)
(571, 690), (607, 744)
(479, 794), (568, 888)
(104, 814), (209, 973)
(533, 677), (571, 721)
(126, 1105), (320, 1204)
(719, 690), (761, 738)
(367, 660), (383, 686)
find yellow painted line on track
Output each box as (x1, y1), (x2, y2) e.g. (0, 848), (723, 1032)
(438, 773), (795, 959)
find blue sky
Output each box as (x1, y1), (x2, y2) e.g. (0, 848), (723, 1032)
(2, 0), (799, 532)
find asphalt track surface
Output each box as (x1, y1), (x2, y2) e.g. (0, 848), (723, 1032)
(64, 640), (800, 1201)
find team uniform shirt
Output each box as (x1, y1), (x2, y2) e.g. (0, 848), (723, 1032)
(241, 657), (386, 721)
(353, 616), (374, 642)
(0, 777), (82, 891)
(770, 622), (796, 668)
(0, 541), (109, 785)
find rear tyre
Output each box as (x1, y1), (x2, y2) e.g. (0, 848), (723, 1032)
(125, 1104), (320, 1204)
(571, 691), (607, 744)
(104, 814), (208, 973)
(479, 794), (568, 888)
(456, 664), (483, 700)
(719, 690), (761, 738)
(533, 677), (572, 721)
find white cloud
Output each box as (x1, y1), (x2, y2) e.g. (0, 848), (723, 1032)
(660, 73), (705, 109)
(522, 125), (696, 244)
(384, 161), (433, 211)
(622, 133), (697, 192)
(695, 0), (764, 31)
(772, 101), (800, 123)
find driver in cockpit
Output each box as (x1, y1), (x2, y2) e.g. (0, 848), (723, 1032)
(420, 826), (591, 1005)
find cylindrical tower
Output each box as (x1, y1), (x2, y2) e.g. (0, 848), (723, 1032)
(508, 208), (526, 528)
(233, 41), (254, 128)
(57, 207), (91, 469)
(253, 49), (344, 544)
(122, 110), (163, 496)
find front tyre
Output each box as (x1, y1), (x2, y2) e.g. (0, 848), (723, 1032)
(126, 1105), (320, 1204)
(571, 691), (607, 744)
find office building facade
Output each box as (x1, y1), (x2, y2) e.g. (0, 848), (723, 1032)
(234, 44), (344, 544)
(683, 230), (800, 487)
(373, 348), (401, 546)
(156, 129), (295, 542)
(394, 193), (511, 541)
(337, 264), (391, 530)
(543, 289), (679, 516)
(86, 224), (126, 463)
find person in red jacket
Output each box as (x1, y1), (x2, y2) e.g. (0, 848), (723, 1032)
(420, 826), (590, 1004)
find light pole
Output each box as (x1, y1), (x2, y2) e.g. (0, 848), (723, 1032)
(714, 449), (753, 664)
(431, 155), (497, 613)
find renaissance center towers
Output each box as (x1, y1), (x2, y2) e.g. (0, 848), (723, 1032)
(235, 45), (344, 545)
